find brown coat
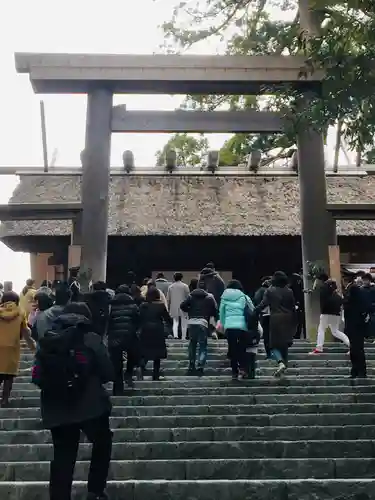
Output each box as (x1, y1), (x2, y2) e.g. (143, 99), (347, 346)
(259, 286), (296, 350)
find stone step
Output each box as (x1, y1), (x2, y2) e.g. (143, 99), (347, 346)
(1, 479), (375, 500)
(9, 377), (375, 391)
(17, 358), (372, 369)
(0, 424), (373, 445)
(0, 412), (373, 431)
(5, 384), (375, 397)
(17, 350), (375, 360)
(12, 368), (375, 381)
(2, 403), (375, 419)
(19, 343), (375, 355)
(0, 457), (375, 481)
(7, 393), (375, 408)
(0, 439), (373, 463)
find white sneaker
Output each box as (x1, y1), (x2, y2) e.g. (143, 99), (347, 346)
(274, 362), (287, 377)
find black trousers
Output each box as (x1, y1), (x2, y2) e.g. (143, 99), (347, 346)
(260, 315), (271, 357)
(109, 347), (136, 393)
(226, 329), (247, 376)
(141, 359), (161, 380)
(49, 413), (113, 500)
(294, 308), (305, 339)
(349, 333), (367, 378)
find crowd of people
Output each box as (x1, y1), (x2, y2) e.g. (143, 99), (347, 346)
(0, 263), (373, 500)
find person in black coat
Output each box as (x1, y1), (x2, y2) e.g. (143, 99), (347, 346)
(360, 273), (375, 339)
(35, 301), (114, 500)
(84, 281), (111, 338)
(256, 271), (296, 377)
(139, 286), (172, 381)
(290, 273), (305, 339)
(344, 275), (368, 378)
(107, 285), (140, 393)
(253, 278), (272, 358)
(180, 283), (218, 375)
(199, 264), (225, 307)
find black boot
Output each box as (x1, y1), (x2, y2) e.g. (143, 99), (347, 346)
(242, 353), (256, 379)
(248, 353), (256, 379)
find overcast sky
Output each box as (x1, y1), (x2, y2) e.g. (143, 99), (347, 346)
(0, 0), (356, 290)
(0, 0), (190, 289)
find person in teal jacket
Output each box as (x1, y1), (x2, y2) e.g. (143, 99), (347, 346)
(219, 280), (255, 379)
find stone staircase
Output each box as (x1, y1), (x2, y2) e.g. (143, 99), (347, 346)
(1, 340), (375, 499)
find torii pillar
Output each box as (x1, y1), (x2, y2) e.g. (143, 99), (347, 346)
(297, 0), (331, 339)
(80, 88), (113, 288)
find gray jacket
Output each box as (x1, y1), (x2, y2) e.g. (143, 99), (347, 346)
(40, 313), (114, 429)
(155, 278), (171, 298)
(167, 281), (190, 318)
(36, 305), (65, 340)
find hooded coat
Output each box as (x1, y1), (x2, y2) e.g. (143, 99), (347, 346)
(35, 305), (65, 340)
(139, 301), (171, 360)
(257, 285), (296, 350)
(200, 268), (225, 306)
(0, 301), (27, 375)
(180, 289), (218, 323)
(107, 293), (139, 351)
(219, 289), (254, 332)
(84, 289), (111, 337)
(38, 313), (114, 429)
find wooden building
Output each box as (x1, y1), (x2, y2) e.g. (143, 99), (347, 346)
(1, 172), (375, 292)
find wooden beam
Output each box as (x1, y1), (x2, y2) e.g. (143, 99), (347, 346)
(0, 203), (82, 221)
(327, 203), (375, 220)
(111, 107), (285, 133)
(15, 53), (323, 94)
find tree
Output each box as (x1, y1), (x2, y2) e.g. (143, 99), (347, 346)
(155, 133), (209, 167)
(161, 0), (375, 155)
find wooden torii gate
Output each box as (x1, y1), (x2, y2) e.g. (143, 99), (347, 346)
(13, 3), (348, 334)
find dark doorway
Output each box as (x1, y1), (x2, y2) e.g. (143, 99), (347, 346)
(106, 235), (302, 293)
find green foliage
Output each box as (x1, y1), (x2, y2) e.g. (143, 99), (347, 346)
(295, 4), (375, 150)
(306, 260), (327, 280)
(160, 0), (375, 156)
(155, 133), (209, 167)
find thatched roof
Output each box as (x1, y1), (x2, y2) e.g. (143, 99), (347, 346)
(1, 174), (375, 237)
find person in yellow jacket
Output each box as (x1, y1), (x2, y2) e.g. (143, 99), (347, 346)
(0, 291), (36, 407)
(19, 279), (36, 316)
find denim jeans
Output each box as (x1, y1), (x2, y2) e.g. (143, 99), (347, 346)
(271, 347), (288, 365)
(188, 324), (208, 369)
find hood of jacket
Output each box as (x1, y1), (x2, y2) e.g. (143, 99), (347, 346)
(111, 293), (135, 306)
(0, 301), (22, 322)
(51, 312), (91, 332)
(43, 305), (65, 323)
(190, 289), (209, 300)
(221, 288), (246, 302)
(200, 268), (217, 278)
(89, 289), (110, 302)
(156, 278), (168, 283)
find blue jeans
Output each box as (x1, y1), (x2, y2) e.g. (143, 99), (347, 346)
(188, 324), (208, 369)
(271, 347), (288, 364)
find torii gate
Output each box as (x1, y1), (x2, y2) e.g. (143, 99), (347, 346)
(14, 14), (331, 335)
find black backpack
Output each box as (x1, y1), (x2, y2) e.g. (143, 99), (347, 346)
(32, 326), (91, 401)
